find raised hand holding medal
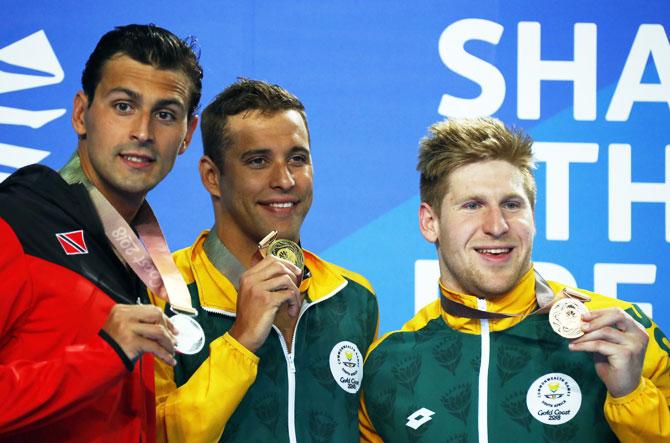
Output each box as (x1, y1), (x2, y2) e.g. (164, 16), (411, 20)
(90, 187), (205, 355)
(227, 231), (304, 353)
(258, 230), (306, 313)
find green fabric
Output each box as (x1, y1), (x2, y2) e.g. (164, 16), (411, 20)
(170, 277), (377, 442)
(58, 152), (89, 186)
(364, 315), (618, 442)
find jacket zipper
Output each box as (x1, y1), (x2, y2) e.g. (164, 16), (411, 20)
(202, 305), (303, 443)
(477, 298), (490, 443)
(274, 301), (309, 443)
(202, 279), (347, 442)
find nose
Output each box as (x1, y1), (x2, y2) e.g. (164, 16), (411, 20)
(130, 111), (154, 145)
(270, 162), (295, 190)
(482, 206), (509, 238)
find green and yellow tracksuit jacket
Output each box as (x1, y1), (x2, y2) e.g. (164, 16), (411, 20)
(152, 232), (378, 442)
(360, 268), (670, 442)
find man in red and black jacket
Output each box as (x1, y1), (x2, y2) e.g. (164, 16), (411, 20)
(0, 24), (201, 442)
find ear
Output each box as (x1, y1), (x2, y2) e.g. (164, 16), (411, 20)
(419, 202), (440, 243)
(72, 91), (89, 137)
(199, 155), (221, 198)
(179, 114), (199, 155)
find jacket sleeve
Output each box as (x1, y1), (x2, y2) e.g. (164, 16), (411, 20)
(0, 218), (129, 435)
(155, 332), (259, 443)
(604, 309), (670, 442)
(359, 390), (383, 442)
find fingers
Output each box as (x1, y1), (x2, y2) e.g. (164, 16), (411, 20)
(103, 304), (179, 366)
(286, 292), (301, 317)
(571, 326), (627, 347)
(231, 255), (303, 352)
(569, 307), (649, 356)
(243, 255), (301, 286)
(134, 322), (177, 355)
(569, 338), (627, 356)
(581, 308), (646, 335)
(134, 334), (177, 366)
(165, 317), (179, 336)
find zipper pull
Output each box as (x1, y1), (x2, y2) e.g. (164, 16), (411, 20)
(287, 353), (296, 374)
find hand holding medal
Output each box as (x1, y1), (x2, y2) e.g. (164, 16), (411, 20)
(90, 188), (205, 356)
(227, 231), (303, 353)
(568, 307), (649, 397)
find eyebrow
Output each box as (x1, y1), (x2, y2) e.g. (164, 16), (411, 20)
(106, 87), (185, 112)
(239, 146), (310, 160)
(239, 148), (271, 160)
(454, 192), (525, 203)
(288, 146), (310, 156)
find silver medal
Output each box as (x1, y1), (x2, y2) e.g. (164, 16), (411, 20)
(170, 313), (206, 354)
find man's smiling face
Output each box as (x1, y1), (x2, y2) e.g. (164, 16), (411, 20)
(216, 109), (313, 249)
(422, 159), (536, 298)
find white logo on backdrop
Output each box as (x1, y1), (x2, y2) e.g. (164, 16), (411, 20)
(0, 30), (64, 181)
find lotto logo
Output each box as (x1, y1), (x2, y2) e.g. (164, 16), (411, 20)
(406, 407), (435, 430)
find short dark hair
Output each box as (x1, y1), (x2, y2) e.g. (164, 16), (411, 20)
(81, 24), (203, 120)
(201, 78), (308, 169)
(418, 117), (536, 212)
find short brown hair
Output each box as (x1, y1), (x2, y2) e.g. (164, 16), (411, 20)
(200, 78), (308, 169)
(417, 117), (536, 211)
(82, 24), (202, 121)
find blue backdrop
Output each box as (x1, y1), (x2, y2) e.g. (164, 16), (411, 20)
(2, 1), (668, 334)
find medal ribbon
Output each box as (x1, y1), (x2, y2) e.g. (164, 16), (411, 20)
(439, 271), (590, 320)
(89, 187), (197, 316)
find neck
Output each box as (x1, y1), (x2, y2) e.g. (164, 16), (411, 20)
(440, 267), (536, 304)
(95, 185), (143, 224)
(76, 147), (145, 224)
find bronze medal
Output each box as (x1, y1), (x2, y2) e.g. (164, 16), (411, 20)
(549, 298), (589, 339)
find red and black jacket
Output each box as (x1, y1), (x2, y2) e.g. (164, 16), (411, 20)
(0, 165), (155, 442)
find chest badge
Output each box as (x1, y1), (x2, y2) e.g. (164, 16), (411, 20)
(329, 341), (363, 393)
(55, 230), (88, 255)
(526, 372), (582, 425)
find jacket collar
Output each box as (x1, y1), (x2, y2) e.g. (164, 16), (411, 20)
(190, 231), (348, 313)
(439, 267), (537, 333)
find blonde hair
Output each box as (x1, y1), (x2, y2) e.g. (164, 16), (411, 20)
(417, 117), (536, 211)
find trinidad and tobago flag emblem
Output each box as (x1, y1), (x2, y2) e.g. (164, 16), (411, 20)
(55, 230), (88, 255)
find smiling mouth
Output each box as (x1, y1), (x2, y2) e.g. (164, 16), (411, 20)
(119, 153), (155, 166)
(475, 247), (513, 256)
(268, 202), (295, 209)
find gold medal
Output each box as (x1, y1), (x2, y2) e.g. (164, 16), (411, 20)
(549, 298), (589, 339)
(267, 238), (304, 270)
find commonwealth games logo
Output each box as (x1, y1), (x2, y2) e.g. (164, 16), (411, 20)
(329, 341), (363, 393)
(526, 372), (582, 425)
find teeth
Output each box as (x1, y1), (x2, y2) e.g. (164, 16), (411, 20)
(123, 155), (149, 163)
(478, 248), (510, 255)
(269, 202), (294, 208)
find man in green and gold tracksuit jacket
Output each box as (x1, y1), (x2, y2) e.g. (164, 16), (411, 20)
(152, 80), (378, 442)
(359, 118), (670, 442)
(360, 269), (670, 442)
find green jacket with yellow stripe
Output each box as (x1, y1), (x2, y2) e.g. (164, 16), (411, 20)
(359, 268), (670, 443)
(152, 232), (378, 443)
